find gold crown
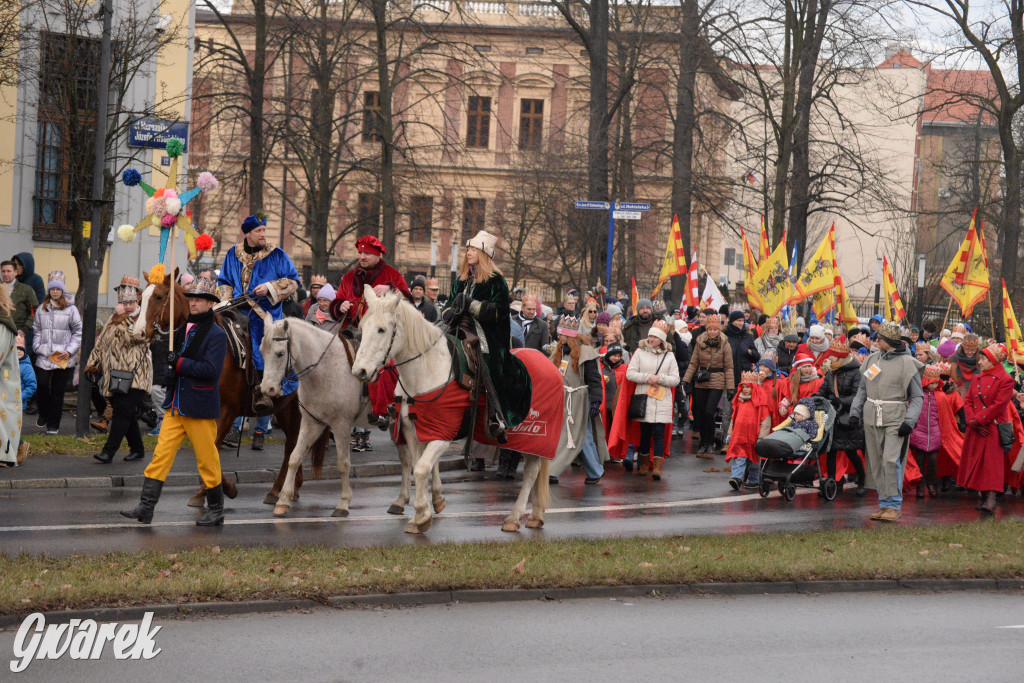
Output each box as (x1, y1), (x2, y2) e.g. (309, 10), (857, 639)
(740, 370), (760, 384)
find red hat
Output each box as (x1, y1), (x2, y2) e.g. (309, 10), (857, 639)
(982, 343), (1007, 365)
(355, 235), (386, 256)
(792, 352), (814, 369)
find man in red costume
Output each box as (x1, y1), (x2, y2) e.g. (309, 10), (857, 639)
(331, 236), (412, 446)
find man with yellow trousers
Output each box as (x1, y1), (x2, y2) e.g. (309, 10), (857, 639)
(121, 278), (228, 526)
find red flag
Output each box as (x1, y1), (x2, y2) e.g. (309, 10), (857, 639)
(685, 245), (699, 308)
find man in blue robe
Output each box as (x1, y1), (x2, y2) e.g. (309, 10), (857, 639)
(217, 213), (299, 448)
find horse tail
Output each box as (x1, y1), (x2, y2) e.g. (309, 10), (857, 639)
(311, 429), (329, 480)
(534, 457), (550, 512)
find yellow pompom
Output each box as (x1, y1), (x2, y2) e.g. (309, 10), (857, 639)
(149, 263), (166, 284)
(117, 224), (136, 243)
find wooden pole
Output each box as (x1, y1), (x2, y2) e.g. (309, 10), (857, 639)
(987, 289), (997, 339)
(168, 225), (177, 351)
(941, 297), (954, 332)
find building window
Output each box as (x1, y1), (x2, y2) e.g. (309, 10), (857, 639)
(357, 192), (380, 237)
(409, 196), (433, 244)
(362, 91), (382, 143)
(462, 198), (486, 243)
(466, 96), (491, 148)
(474, 45), (491, 52)
(33, 32), (101, 242)
(526, 47), (544, 55)
(519, 99), (544, 151)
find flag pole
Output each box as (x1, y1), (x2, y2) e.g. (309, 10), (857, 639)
(987, 289), (996, 338)
(168, 224), (177, 352)
(941, 297), (953, 332)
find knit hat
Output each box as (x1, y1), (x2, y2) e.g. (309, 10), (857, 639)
(740, 370), (760, 385)
(605, 303), (622, 317)
(356, 235), (386, 256)
(241, 213), (268, 234)
(758, 358), (777, 374)
(604, 342), (624, 358)
(728, 310), (745, 323)
(936, 338), (957, 359)
(704, 314), (722, 329)
(923, 364), (943, 382)
(961, 333), (980, 352)
(877, 321), (902, 346)
(595, 311), (611, 325)
(46, 270), (66, 293)
(178, 272), (195, 288)
(184, 277), (220, 302)
(795, 316), (806, 330)
(466, 229), (499, 258)
(982, 343), (1007, 365)
(310, 274), (328, 286)
(792, 352), (814, 369)
(557, 315), (581, 338)
(317, 283), (336, 300)
(828, 335), (850, 358)
(808, 324), (826, 339)
(783, 333), (800, 343)
(636, 298), (653, 312)
(410, 276), (426, 290)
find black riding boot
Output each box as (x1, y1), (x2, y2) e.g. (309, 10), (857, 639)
(197, 484), (225, 526)
(120, 477), (164, 524)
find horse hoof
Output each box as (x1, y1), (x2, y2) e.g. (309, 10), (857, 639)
(405, 518), (432, 534)
(292, 492), (300, 501)
(263, 492), (279, 505)
(501, 520), (521, 533)
(187, 493), (206, 508)
(525, 518), (544, 529)
(332, 508), (349, 518)
(387, 504), (404, 515)
(273, 504), (290, 517)
(432, 498), (446, 514)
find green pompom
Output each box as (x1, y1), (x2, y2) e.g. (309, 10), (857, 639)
(165, 138), (184, 158)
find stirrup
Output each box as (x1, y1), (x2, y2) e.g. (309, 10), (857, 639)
(487, 418), (508, 444)
(252, 394), (275, 416)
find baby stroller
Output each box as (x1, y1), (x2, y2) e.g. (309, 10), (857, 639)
(755, 395), (838, 501)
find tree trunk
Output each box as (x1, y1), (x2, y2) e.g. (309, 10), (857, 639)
(670, 0), (698, 303)
(248, 0), (267, 213)
(372, 0), (397, 257)
(999, 134), (1020, 337)
(587, 0), (611, 287)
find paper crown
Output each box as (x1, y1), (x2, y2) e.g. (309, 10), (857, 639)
(310, 275), (328, 286)
(46, 270), (66, 291)
(962, 333), (980, 351)
(740, 370), (760, 385)
(556, 316), (581, 338)
(652, 319), (671, 335)
(184, 277), (220, 302)
(984, 343), (1008, 364)
(923, 364), (944, 381)
(115, 275), (140, 292)
(877, 322), (902, 343)
(829, 335), (849, 357)
(704, 314), (722, 328)
(425, 277), (440, 289)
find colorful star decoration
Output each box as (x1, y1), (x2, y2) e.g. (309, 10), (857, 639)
(117, 139), (218, 261)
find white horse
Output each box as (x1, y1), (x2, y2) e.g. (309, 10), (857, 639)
(259, 318), (445, 518)
(351, 285), (550, 534)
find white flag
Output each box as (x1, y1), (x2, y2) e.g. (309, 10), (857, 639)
(700, 278), (727, 311)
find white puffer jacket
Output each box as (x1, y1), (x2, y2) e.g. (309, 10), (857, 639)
(626, 339), (680, 423)
(33, 301), (83, 370)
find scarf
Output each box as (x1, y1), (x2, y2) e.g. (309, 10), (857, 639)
(177, 310), (216, 361)
(800, 372), (818, 384)
(808, 337), (829, 355)
(830, 355), (852, 371)
(703, 334), (722, 349)
(355, 262), (386, 293)
(760, 331), (782, 349)
(315, 307), (329, 324)
(242, 240), (263, 255)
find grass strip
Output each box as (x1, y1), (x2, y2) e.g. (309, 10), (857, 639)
(2, 520), (1023, 615)
(22, 433), (284, 457)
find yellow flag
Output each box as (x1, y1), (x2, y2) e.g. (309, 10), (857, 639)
(881, 256), (907, 323)
(759, 215), (771, 263)
(835, 274), (859, 324)
(750, 241), (795, 317)
(651, 214), (687, 298)
(940, 210), (989, 317)
(795, 224), (837, 301)
(1002, 279), (1024, 363)
(740, 226), (759, 306)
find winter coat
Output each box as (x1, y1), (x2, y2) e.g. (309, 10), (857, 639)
(166, 316), (227, 419)
(19, 355), (36, 409)
(150, 332), (168, 388)
(86, 313), (153, 397)
(516, 312), (549, 352)
(621, 314), (655, 353)
(304, 302), (337, 329)
(958, 364), (1014, 492)
(550, 343), (610, 476)
(776, 341), (798, 375)
(625, 339), (680, 424)
(910, 389), (942, 452)
(14, 252), (46, 304)
(7, 281), (38, 334)
(682, 332), (734, 391)
(724, 323), (761, 385)
(673, 332), (691, 380)
(413, 297), (438, 323)
(815, 357), (865, 452)
(32, 300), (83, 370)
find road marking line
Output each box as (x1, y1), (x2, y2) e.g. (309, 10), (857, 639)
(0, 489), (815, 533)
(997, 625), (1024, 629)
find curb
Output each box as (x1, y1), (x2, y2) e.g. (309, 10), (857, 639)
(1, 456), (467, 491)
(2, 578), (1021, 628)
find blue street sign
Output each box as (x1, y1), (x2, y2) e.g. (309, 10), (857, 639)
(575, 200), (611, 210)
(128, 118), (189, 151)
(614, 202), (651, 211)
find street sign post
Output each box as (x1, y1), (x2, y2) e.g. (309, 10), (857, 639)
(575, 200), (650, 291)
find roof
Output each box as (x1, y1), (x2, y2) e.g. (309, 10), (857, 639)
(875, 50), (996, 125)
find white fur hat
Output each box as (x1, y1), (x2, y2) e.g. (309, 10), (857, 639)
(808, 324), (826, 339)
(648, 326), (668, 342)
(466, 230), (499, 258)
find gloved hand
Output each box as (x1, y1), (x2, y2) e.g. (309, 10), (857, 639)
(684, 382), (694, 395)
(968, 418), (980, 430)
(829, 396), (841, 409)
(450, 292), (468, 316)
(726, 389), (735, 400)
(977, 424), (990, 437)
(441, 307), (455, 325)
(165, 350), (178, 387)
(943, 380), (956, 394)
(897, 421), (913, 437)
(589, 401), (601, 418)
(957, 419), (966, 434)
(847, 415), (860, 429)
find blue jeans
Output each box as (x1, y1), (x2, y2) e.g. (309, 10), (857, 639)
(579, 416), (605, 479)
(730, 457), (759, 484)
(879, 452), (906, 509)
(233, 415), (271, 434)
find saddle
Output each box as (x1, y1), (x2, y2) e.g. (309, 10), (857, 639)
(217, 310), (250, 373)
(451, 320), (479, 390)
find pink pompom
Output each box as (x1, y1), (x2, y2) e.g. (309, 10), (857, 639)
(163, 188), (178, 200)
(145, 197), (157, 215)
(197, 171), (219, 192)
(161, 213), (177, 228)
(150, 197), (168, 217)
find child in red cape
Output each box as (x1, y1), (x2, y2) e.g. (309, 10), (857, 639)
(757, 358), (791, 429)
(726, 371), (771, 490)
(787, 352), (823, 415)
(601, 343), (628, 460)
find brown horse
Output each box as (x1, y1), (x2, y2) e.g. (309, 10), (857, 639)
(133, 269), (327, 506)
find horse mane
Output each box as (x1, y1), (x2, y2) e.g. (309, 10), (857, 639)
(390, 293), (443, 357)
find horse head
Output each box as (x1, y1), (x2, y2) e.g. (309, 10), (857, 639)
(134, 267), (186, 341)
(261, 318), (291, 398)
(351, 284), (404, 383)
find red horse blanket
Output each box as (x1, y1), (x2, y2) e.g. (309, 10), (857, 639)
(395, 348), (564, 459)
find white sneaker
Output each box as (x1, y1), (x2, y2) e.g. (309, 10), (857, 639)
(46, 429), (59, 435)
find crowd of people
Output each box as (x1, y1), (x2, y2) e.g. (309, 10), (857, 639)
(4, 224), (1024, 527)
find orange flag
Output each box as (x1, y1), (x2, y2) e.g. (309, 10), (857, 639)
(882, 256), (907, 323)
(759, 215), (771, 262)
(630, 276), (639, 316)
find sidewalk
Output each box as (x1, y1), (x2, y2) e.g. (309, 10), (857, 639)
(4, 415), (467, 490)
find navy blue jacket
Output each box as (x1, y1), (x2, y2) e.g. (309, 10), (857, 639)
(163, 321), (226, 419)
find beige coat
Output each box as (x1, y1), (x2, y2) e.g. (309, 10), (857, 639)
(682, 332), (735, 391)
(625, 340), (680, 423)
(86, 314), (153, 396)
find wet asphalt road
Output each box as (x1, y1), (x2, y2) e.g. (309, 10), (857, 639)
(3, 591), (1023, 681)
(4, 444), (1024, 557)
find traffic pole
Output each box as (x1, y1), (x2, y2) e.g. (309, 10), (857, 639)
(605, 203), (615, 292)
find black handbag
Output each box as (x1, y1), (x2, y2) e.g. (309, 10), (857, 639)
(977, 391), (1016, 449)
(628, 354), (669, 420)
(108, 369), (134, 395)
(694, 366), (711, 384)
